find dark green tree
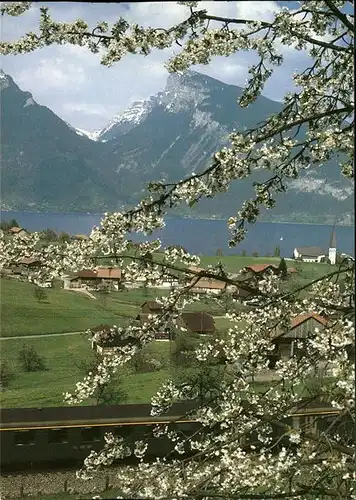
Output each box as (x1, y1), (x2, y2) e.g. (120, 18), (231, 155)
(274, 246), (281, 257)
(252, 251), (259, 257)
(278, 257), (288, 279)
(19, 345), (46, 372)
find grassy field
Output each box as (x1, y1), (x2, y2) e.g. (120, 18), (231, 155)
(199, 255), (281, 271)
(0, 279), (140, 337)
(0, 334), (172, 408)
(0, 258), (334, 337)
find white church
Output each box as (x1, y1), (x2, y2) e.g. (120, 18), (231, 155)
(293, 225), (337, 264)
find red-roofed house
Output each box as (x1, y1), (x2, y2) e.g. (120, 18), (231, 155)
(9, 227), (28, 237)
(271, 313), (328, 363)
(243, 264), (279, 275)
(188, 267), (227, 294)
(63, 267), (123, 291)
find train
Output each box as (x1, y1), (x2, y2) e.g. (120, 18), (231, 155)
(0, 401), (347, 472)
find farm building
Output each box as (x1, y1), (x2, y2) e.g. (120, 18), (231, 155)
(178, 312), (215, 335)
(63, 267), (122, 291)
(90, 324), (141, 354)
(188, 267), (227, 294)
(271, 313), (328, 362)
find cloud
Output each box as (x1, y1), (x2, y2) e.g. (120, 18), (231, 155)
(62, 102), (117, 121)
(1, 1), (311, 130)
(16, 58), (86, 92)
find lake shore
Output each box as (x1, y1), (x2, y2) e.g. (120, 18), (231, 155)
(1, 209), (353, 227)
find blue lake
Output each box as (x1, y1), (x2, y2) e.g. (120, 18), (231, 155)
(1, 210), (354, 258)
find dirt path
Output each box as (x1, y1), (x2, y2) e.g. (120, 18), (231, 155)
(1, 331), (83, 340)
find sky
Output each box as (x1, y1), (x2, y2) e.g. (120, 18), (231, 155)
(1, 1), (309, 132)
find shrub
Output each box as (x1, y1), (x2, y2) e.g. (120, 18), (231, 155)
(18, 345), (46, 372)
(34, 286), (47, 303)
(130, 350), (163, 373)
(0, 361), (14, 390)
(170, 332), (199, 367)
(95, 380), (128, 405)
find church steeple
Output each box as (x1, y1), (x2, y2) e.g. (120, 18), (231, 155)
(329, 224), (336, 249)
(328, 221), (337, 265)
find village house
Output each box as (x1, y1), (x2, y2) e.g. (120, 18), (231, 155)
(270, 313), (328, 364)
(242, 263), (279, 275)
(293, 225), (337, 264)
(140, 301), (163, 314)
(63, 267), (122, 291)
(188, 267), (227, 295)
(177, 312), (215, 335)
(9, 226), (28, 238)
(90, 324), (141, 355)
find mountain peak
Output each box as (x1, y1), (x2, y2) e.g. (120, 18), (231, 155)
(165, 70), (234, 93)
(97, 99), (153, 141)
(0, 69), (12, 90)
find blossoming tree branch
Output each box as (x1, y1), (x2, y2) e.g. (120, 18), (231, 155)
(0, 1), (354, 498)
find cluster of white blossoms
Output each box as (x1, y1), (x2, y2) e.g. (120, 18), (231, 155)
(1, 1), (354, 498)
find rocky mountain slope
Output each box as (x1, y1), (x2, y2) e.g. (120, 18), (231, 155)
(97, 71), (353, 224)
(0, 70), (123, 212)
(1, 69), (353, 224)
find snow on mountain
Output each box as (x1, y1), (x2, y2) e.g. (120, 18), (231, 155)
(97, 99), (153, 142)
(74, 128), (101, 141)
